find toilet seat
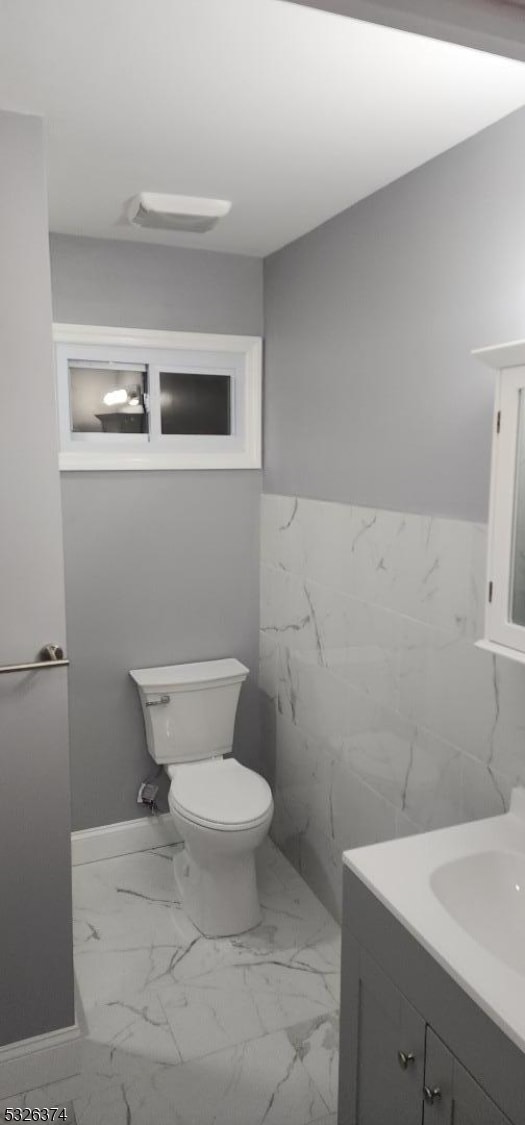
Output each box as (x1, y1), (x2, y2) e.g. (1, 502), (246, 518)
(167, 758), (273, 832)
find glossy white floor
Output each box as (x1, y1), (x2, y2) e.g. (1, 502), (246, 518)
(3, 840), (340, 1124)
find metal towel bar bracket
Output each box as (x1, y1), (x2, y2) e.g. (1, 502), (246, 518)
(0, 644), (69, 676)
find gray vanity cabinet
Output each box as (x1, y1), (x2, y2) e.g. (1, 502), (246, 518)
(346, 945), (425, 1124)
(339, 866), (525, 1125)
(423, 1030), (511, 1125)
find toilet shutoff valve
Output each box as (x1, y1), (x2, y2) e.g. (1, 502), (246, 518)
(137, 781), (159, 812)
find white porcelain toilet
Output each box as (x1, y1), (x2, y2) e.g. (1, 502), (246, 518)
(130, 658), (273, 937)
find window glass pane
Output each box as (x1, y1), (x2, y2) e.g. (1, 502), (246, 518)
(511, 389), (525, 625)
(159, 371), (231, 435)
(69, 365), (148, 434)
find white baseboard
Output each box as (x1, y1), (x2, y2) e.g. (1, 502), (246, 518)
(0, 1022), (82, 1100)
(72, 812), (181, 866)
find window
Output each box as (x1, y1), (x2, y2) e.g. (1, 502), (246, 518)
(54, 325), (262, 470)
(159, 370), (230, 435)
(474, 340), (525, 663)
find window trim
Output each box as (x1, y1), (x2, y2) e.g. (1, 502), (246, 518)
(53, 324), (262, 471)
(473, 339), (525, 662)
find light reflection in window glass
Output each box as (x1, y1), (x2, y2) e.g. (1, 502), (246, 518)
(69, 365), (148, 434)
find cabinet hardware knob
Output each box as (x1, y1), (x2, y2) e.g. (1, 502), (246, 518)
(423, 1086), (442, 1105)
(397, 1051), (415, 1070)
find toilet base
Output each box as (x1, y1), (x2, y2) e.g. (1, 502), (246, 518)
(173, 843), (262, 938)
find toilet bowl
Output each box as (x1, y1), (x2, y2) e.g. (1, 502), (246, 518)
(130, 658), (274, 938)
(168, 758), (273, 936)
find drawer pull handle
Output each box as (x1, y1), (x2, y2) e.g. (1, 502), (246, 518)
(423, 1086), (441, 1105)
(397, 1051), (415, 1070)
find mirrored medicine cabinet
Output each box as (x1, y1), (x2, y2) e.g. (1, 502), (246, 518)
(474, 339), (525, 664)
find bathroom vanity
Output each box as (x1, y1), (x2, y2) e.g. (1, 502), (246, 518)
(338, 791), (525, 1124)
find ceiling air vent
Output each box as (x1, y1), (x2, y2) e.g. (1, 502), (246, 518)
(127, 193), (231, 233)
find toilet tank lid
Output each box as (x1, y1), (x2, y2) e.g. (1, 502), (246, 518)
(130, 657), (249, 692)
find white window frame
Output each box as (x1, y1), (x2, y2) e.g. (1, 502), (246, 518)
(54, 324), (262, 471)
(473, 339), (525, 664)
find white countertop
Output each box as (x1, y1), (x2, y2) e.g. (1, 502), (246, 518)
(343, 789), (525, 1054)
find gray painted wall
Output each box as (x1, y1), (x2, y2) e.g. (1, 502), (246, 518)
(263, 106), (525, 523)
(0, 114), (74, 1042)
(50, 235), (263, 831)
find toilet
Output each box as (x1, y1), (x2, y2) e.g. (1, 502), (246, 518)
(129, 658), (273, 937)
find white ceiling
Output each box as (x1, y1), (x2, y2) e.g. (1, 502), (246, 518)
(1, 0), (525, 256)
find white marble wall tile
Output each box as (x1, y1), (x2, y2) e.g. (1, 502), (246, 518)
(467, 523), (489, 640)
(273, 714), (336, 845)
(340, 706), (415, 811)
(330, 764), (397, 853)
(402, 729), (463, 831)
(277, 656), (415, 814)
(260, 565), (320, 660)
(261, 494), (356, 593)
(460, 754), (511, 821)
(490, 655), (525, 784)
(395, 808), (422, 839)
(260, 493), (525, 920)
(271, 789), (311, 866)
(260, 494), (306, 575)
(259, 630), (279, 701)
(291, 821), (343, 922)
(277, 648), (351, 746)
(398, 620), (496, 763)
(302, 580), (401, 708)
(262, 496), (474, 633)
(344, 508), (472, 633)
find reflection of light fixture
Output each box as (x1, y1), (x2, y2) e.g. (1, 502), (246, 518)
(102, 385), (143, 409)
(103, 389), (128, 406)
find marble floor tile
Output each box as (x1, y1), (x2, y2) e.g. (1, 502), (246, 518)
(160, 969), (268, 1060)
(74, 1029), (329, 1125)
(286, 1012), (339, 1113)
(84, 983), (182, 1065)
(161, 956), (338, 1062)
(72, 847), (181, 925)
(67, 839), (341, 1124)
(73, 846), (192, 1008)
(0, 1078), (79, 1122)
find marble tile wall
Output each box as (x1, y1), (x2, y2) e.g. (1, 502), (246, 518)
(259, 493), (525, 920)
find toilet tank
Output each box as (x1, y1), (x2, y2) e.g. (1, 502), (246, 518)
(129, 658), (249, 765)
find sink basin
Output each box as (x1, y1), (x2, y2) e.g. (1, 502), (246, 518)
(430, 850), (525, 976)
(344, 791), (525, 1051)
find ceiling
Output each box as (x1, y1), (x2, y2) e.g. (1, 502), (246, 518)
(1, 0), (525, 257)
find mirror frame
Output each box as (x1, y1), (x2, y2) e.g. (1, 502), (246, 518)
(474, 339), (525, 664)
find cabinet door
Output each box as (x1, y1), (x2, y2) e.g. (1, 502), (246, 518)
(423, 1029), (511, 1125)
(341, 946), (426, 1125)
